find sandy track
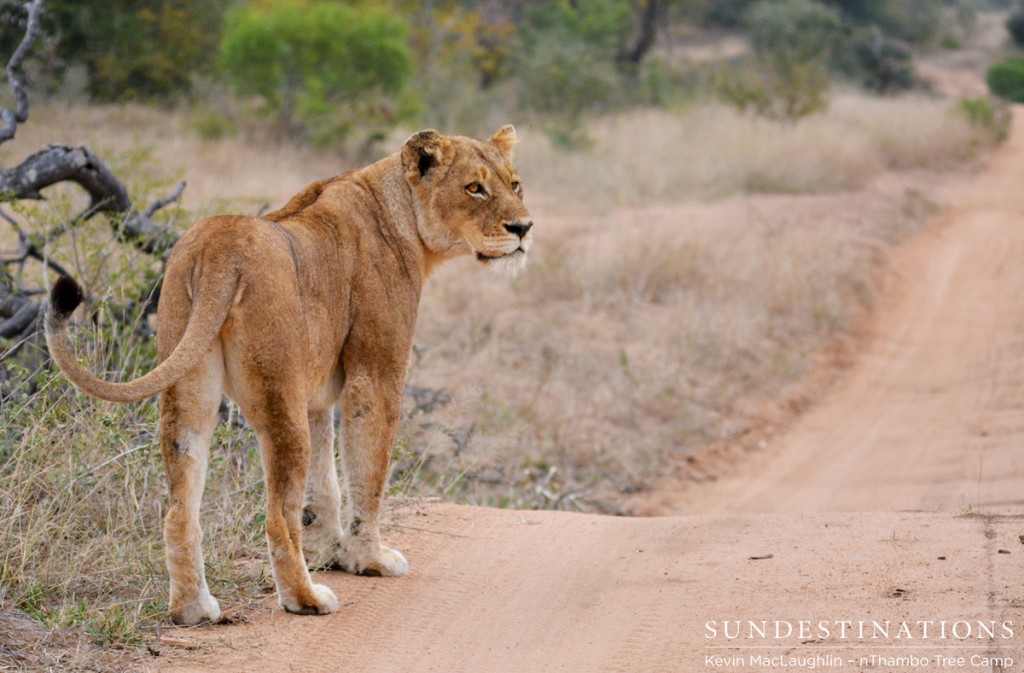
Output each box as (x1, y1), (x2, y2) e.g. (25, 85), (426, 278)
(156, 113), (1024, 672)
(651, 109), (1024, 517)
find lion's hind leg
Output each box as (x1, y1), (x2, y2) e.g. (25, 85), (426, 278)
(160, 347), (224, 626)
(245, 391), (339, 616)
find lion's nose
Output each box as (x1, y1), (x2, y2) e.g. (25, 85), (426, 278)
(503, 220), (533, 238)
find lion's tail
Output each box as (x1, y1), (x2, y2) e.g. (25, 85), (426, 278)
(44, 273), (236, 404)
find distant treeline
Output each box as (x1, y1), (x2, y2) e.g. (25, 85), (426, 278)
(0, 1), (983, 141)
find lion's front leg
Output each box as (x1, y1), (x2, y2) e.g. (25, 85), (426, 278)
(333, 371), (408, 577)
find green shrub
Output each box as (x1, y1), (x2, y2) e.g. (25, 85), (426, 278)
(820, 0), (944, 46)
(515, 0), (631, 120)
(191, 109), (236, 141)
(747, 0), (843, 64)
(987, 57), (1024, 103)
(715, 57), (831, 121)
(703, 0), (760, 27)
(1008, 6), (1024, 48)
(716, 0), (841, 121)
(958, 96), (1011, 143)
(218, 1), (414, 139)
(835, 27), (918, 93)
(517, 33), (622, 119)
(38, 1), (229, 101)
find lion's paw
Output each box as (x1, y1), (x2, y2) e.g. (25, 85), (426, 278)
(280, 583), (339, 616)
(337, 542), (408, 577)
(171, 591), (221, 626)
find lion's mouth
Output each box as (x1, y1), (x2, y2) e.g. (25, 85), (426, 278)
(475, 247), (528, 279)
(476, 247), (526, 262)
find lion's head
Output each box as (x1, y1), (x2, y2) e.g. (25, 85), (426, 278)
(401, 125), (533, 278)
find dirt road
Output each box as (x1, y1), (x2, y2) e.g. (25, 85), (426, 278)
(157, 114), (1024, 673)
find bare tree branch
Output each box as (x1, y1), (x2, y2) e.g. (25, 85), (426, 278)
(0, 144), (183, 257)
(0, 0), (187, 376)
(0, 299), (37, 338)
(0, 144), (129, 210)
(0, 0), (43, 144)
(144, 180), (185, 219)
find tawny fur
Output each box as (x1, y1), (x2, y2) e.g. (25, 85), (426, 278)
(44, 126), (532, 624)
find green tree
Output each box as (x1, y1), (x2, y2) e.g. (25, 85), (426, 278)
(834, 26), (917, 94)
(987, 57), (1024, 103)
(1008, 2), (1024, 48)
(515, 0), (631, 116)
(218, 1), (415, 139)
(44, 0), (228, 100)
(718, 0), (842, 120)
(820, 0), (944, 46)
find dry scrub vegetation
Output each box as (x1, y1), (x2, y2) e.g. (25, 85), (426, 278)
(0, 93), (1001, 653)
(402, 93), (997, 510)
(522, 94), (997, 205)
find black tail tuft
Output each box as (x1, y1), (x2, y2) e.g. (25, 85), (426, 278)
(49, 275), (84, 320)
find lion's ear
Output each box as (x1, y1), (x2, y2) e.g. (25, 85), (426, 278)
(402, 129), (451, 184)
(490, 124), (518, 161)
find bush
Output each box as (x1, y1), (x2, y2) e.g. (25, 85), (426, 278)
(515, 0), (631, 121)
(747, 0), (843, 64)
(41, 1), (229, 101)
(987, 57), (1024, 103)
(1008, 5), (1024, 48)
(218, 1), (414, 140)
(716, 0), (841, 120)
(820, 0), (944, 46)
(715, 57), (832, 121)
(702, 0), (760, 27)
(957, 96), (1011, 143)
(516, 33), (622, 119)
(836, 27), (918, 94)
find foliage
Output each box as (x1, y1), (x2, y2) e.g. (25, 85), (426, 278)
(957, 96), (1011, 144)
(717, 0), (841, 121)
(1008, 3), (1024, 48)
(37, 0), (228, 101)
(834, 27), (918, 93)
(218, 1), (414, 140)
(520, 0), (632, 55)
(819, 0), (945, 46)
(701, 0), (761, 27)
(747, 0), (843, 62)
(515, 0), (632, 117)
(503, 0), (637, 146)
(986, 57), (1024, 103)
(516, 31), (624, 120)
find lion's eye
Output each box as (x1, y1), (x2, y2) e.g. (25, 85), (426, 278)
(466, 182), (486, 196)
(511, 181), (522, 195)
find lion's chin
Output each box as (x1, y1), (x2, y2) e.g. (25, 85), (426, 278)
(478, 249), (528, 279)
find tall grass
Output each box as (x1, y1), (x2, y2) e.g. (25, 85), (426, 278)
(0, 335), (271, 652)
(401, 181), (940, 510)
(519, 94), (999, 207)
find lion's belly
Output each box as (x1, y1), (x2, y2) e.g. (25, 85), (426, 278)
(308, 365), (345, 411)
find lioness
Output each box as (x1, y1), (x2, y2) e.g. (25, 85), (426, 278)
(44, 126), (532, 625)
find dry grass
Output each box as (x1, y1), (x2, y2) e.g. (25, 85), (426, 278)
(0, 103), (348, 222)
(519, 94), (995, 207)
(0, 91), (996, 654)
(0, 287), (272, 656)
(401, 179), (943, 510)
